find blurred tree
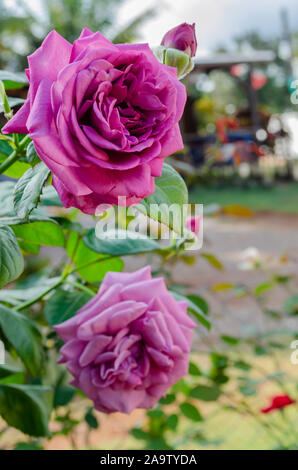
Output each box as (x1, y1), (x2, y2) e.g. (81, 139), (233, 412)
(0, 0), (155, 70)
(233, 30), (293, 113)
(207, 30), (294, 115)
(234, 31), (276, 51)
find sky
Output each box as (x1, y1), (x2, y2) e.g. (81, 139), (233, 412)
(117, 0), (298, 55)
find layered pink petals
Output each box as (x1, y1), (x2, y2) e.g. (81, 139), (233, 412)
(54, 266), (195, 414)
(2, 28), (186, 214)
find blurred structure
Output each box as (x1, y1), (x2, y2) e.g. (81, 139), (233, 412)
(179, 18), (298, 185)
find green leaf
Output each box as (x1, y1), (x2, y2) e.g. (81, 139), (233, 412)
(0, 277), (60, 306)
(221, 335), (239, 346)
(0, 80), (11, 117)
(233, 360), (251, 371)
(26, 141), (41, 167)
(12, 218), (64, 246)
(239, 385), (256, 396)
(0, 139), (13, 156)
(0, 364), (22, 379)
(211, 283), (234, 292)
(201, 253), (223, 270)
(40, 186), (63, 207)
(254, 345), (267, 356)
(147, 409), (164, 419)
(13, 162), (51, 218)
(0, 372), (24, 385)
(170, 291), (210, 330)
(0, 383), (52, 436)
(189, 385), (221, 402)
(131, 428), (148, 440)
(83, 228), (160, 256)
(0, 225), (24, 288)
(283, 295), (298, 316)
(18, 240), (40, 254)
(189, 362), (202, 376)
(0, 181), (15, 215)
(171, 378), (191, 395)
(14, 442), (43, 450)
(186, 294), (209, 315)
(159, 393), (176, 405)
(179, 402), (202, 422)
(0, 304), (44, 375)
(274, 275), (291, 284)
(136, 163), (188, 233)
(54, 385), (75, 408)
(53, 217), (81, 231)
(45, 289), (92, 326)
(166, 414), (179, 430)
(0, 97), (25, 113)
(0, 70), (27, 89)
(3, 160), (31, 178)
(85, 407), (98, 429)
(67, 232), (123, 283)
(79, 252), (123, 283)
(254, 282), (274, 296)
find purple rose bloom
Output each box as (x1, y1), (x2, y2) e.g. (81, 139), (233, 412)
(2, 29), (186, 214)
(54, 266), (195, 414)
(161, 23), (197, 57)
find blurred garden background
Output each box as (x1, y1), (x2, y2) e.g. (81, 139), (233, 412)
(0, 0), (298, 451)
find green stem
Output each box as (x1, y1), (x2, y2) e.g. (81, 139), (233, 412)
(14, 256), (113, 311)
(0, 134), (31, 175)
(71, 255), (115, 274)
(0, 150), (20, 174)
(14, 242), (175, 311)
(71, 245), (171, 275)
(15, 277), (63, 311)
(65, 280), (95, 297)
(62, 233), (82, 279)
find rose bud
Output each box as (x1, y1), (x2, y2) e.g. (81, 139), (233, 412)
(54, 266), (195, 414)
(161, 23), (197, 58)
(154, 23), (197, 80)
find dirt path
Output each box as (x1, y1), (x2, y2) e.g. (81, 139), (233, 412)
(168, 211), (298, 344)
(124, 211), (298, 344)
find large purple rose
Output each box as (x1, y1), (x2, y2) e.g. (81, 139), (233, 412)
(54, 266), (195, 414)
(2, 29), (186, 214)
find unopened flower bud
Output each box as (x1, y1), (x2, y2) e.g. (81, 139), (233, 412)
(164, 47), (194, 79)
(161, 23), (197, 57)
(153, 46), (194, 80)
